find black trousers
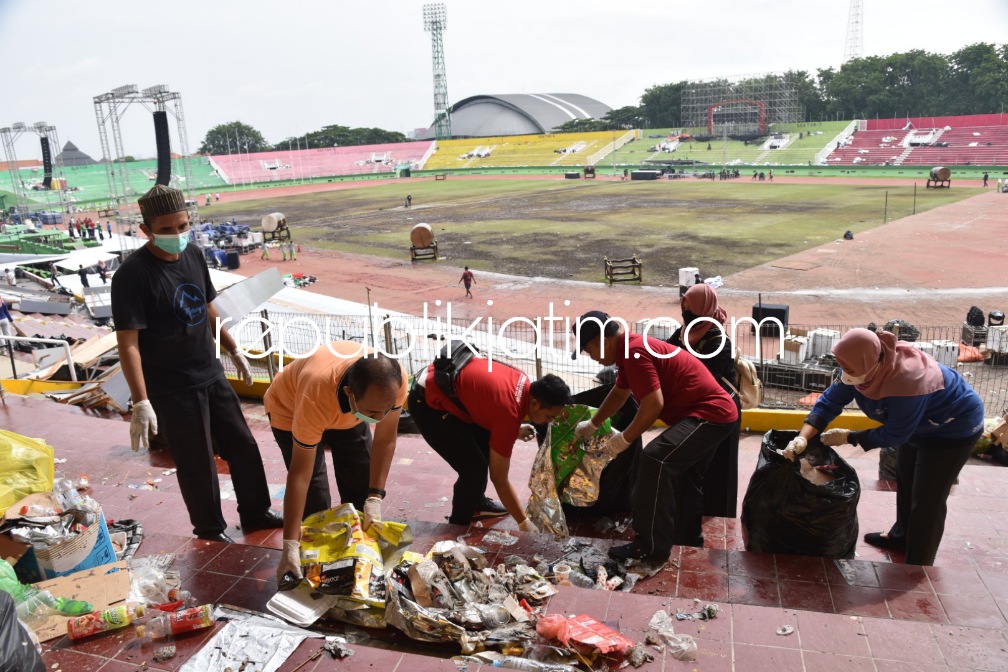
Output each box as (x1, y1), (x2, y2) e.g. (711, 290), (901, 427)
(271, 422), (371, 519)
(149, 376), (272, 536)
(701, 411), (741, 518)
(888, 431), (980, 565)
(632, 417), (735, 555)
(408, 384), (490, 524)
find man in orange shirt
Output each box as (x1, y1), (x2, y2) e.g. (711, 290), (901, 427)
(265, 341), (407, 583)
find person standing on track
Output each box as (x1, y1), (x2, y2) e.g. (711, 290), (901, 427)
(459, 266), (475, 298)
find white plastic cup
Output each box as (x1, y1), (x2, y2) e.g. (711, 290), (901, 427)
(553, 562), (572, 583)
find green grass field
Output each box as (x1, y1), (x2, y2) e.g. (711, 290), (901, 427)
(213, 178), (980, 283)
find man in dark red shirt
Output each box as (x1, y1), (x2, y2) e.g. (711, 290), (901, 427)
(572, 311), (738, 562)
(459, 266), (475, 298)
(408, 353), (570, 530)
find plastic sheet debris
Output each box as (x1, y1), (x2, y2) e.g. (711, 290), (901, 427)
(536, 613), (634, 669)
(461, 652), (580, 672)
(179, 608), (323, 672)
(647, 610), (697, 662)
(675, 603), (719, 621)
(481, 530), (519, 546)
(776, 624), (794, 636)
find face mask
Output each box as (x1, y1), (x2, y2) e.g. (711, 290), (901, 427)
(681, 310), (700, 325)
(152, 232), (188, 254)
(840, 359), (881, 386)
(349, 393), (381, 424)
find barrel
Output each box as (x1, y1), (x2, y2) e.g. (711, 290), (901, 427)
(261, 212), (286, 232)
(410, 223), (434, 248)
(929, 166), (951, 181)
(226, 251), (240, 270)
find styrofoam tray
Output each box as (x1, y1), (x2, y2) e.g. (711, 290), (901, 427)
(266, 583), (339, 627)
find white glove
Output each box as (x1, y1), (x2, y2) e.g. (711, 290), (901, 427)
(603, 431), (631, 455)
(363, 495), (382, 530)
(781, 436), (807, 462)
(518, 518), (539, 533)
(129, 400), (158, 452)
(229, 348), (253, 386)
(574, 419), (598, 440)
(518, 424), (537, 442)
(277, 539), (303, 585)
(820, 428), (851, 446)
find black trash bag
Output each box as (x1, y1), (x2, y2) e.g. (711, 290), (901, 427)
(0, 591), (45, 672)
(741, 429), (861, 559)
(878, 445), (898, 481)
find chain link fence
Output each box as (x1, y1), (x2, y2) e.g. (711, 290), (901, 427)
(220, 310), (1008, 415)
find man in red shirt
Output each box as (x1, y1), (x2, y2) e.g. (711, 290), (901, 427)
(408, 352), (571, 530)
(459, 266), (475, 298)
(572, 311), (739, 562)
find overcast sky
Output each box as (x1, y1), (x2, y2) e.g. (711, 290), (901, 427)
(2, 0), (1006, 159)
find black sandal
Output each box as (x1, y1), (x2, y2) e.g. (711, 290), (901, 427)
(864, 532), (905, 551)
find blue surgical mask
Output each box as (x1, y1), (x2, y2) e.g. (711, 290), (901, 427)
(152, 232), (189, 254)
(349, 393), (381, 424)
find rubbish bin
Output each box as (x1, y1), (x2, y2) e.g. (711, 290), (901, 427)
(226, 251), (240, 270)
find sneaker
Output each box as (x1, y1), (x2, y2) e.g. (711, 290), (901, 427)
(472, 496), (508, 520)
(607, 540), (669, 563)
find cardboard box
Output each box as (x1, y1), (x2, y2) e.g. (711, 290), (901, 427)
(992, 419), (1008, 448)
(32, 561), (130, 642)
(808, 329), (840, 358)
(929, 339), (960, 367)
(987, 325), (1008, 354)
(789, 326), (810, 338)
(779, 336), (808, 365)
(4, 493), (116, 582)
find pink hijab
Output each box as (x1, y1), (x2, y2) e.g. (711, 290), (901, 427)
(681, 284), (727, 346)
(832, 328), (944, 399)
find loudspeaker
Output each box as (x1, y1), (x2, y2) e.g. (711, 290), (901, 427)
(153, 111), (171, 185)
(40, 137), (52, 190)
(751, 303), (789, 337)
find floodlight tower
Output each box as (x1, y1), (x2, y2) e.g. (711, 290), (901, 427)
(844, 0), (864, 62)
(423, 3), (451, 140)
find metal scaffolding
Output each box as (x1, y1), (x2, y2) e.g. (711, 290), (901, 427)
(92, 83), (197, 220)
(681, 73), (801, 139)
(423, 3), (451, 140)
(0, 120), (70, 217)
(844, 0), (864, 62)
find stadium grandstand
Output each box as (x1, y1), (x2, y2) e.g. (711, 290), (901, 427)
(422, 131), (624, 170)
(209, 141), (434, 185)
(823, 114), (1008, 167)
(421, 93), (611, 139)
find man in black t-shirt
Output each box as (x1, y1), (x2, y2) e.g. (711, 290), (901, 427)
(112, 184), (282, 543)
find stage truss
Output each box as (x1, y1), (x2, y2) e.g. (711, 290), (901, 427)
(0, 121), (70, 216)
(93, 84), (197, 220)
(681, 73), (801, 139)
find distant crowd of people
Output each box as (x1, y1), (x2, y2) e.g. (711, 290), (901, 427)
(67, 217), (112, 242)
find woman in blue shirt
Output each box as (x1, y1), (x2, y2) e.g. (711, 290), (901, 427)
(783, 328), (984, 565)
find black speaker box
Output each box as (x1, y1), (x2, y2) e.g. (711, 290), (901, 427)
(153, 111), (172, 185)
(751, 303), (789, 336)
(40, 137), (52, 189)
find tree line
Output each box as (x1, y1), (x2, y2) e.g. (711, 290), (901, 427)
(199, 43), (1007, 152)
(198, 122), (409, 156)
(559, 42), (1008, 132)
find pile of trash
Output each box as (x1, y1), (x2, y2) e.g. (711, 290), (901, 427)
(273, 504), (651, 670)
(282, 273), (317, 288)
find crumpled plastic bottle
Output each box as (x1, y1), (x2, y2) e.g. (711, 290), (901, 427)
(0, 558), (93, 627)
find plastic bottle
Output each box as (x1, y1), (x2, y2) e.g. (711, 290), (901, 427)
(565, 570), (595, 588)
(67, 604), (145, 640)
(135, 604), (214, 640)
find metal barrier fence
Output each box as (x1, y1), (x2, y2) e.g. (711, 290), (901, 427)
(222, 311), (1008, 415)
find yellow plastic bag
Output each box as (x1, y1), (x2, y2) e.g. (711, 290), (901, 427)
(299, 504), (412, 608)
(0, 430), (55, 511)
